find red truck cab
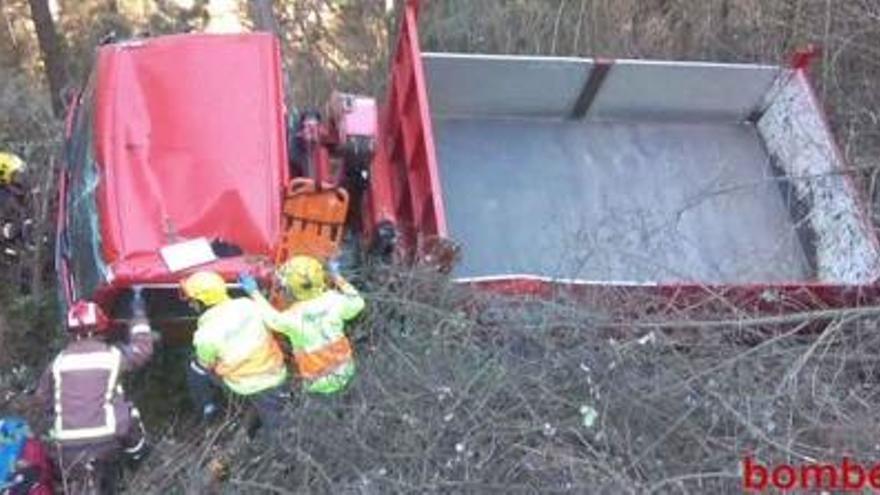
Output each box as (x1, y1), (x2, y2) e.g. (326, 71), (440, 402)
(57, 33), (289, 335)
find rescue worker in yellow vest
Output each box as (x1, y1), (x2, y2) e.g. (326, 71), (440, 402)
(35, 289), (154, 472)
(180, 271), (288, 431)
(238, 256), (365, 395)
(0, 152), (26, 209)
(0, 152), (30, 258)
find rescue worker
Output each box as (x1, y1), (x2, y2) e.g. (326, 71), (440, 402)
(0, 152), (26, 206)
(238, 255), (365, 395)
(35, 289), (154, 474)
(0, 152), (29, 258)
(180, 271), (288, 432)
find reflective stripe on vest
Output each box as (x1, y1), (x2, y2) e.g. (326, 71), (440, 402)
(51, 348), (121, 441)
(196, 299), (287, 395)
(293, 337), (353, 380)
(213, 336), (284, 380)
(282, 295), (355, 382)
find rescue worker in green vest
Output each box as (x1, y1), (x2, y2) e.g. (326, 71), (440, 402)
(180, 271), (288, 430)
(238, 255), (365, 395)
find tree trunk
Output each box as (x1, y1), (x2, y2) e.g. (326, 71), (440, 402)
(27, 0), (68, 117)
(248, 0), (279, 35)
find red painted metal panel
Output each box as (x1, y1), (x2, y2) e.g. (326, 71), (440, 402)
(789, 44), (820, 71)
(404, 4), (447, 241)
(466, 277), (880, 315)
(92, 33), (289, 283)
(367, 0), (447, 257)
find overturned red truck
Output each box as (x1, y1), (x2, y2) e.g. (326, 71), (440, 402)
(57, 2), (880, 334)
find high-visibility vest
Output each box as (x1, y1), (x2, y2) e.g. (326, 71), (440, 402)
(280, 290), (364, 394)
(51, 348), (122, 442)
(293, 331), (353, 382)
(194, 298), (288, 395)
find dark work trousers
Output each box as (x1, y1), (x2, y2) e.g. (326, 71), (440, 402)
(57, 409), (147, 494)
(186, 359), (223, 414)
(58, 407), (147, 467)
(186, 360), (288, 435)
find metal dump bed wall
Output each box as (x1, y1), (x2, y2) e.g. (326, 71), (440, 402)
(424, 54), (817, 284)
(425, 54), (780, 122)
(757, 71), (880, 283)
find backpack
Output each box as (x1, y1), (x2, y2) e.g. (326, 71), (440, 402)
(0, 417), (29, 488)
(0, 418), (53, 495)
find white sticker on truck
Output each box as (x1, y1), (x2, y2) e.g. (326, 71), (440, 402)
(159, 238), (218, 273)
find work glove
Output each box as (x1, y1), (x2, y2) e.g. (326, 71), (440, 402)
(131, 285), (147, 319)
(327, 258), (342, 278)
(237, 273), (259, 296)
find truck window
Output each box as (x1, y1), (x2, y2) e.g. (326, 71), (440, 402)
(65, 74), (107, 299)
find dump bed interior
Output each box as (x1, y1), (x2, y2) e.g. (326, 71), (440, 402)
(423, 54), (880, 284)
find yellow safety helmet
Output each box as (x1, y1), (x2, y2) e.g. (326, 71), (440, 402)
(0, 152), (25, 185)
(180, 271), (229, 307)
(278, 256), (325, 301)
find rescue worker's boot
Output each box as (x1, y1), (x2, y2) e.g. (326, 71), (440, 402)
(123, 408), (151, 467)
(187, 360), (221, 423)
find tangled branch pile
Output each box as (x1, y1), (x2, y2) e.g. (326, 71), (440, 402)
(119, 268), (880, 494)
(2, 2), (880, 493)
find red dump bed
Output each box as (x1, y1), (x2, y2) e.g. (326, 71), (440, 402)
(367, 2), (880, 310)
